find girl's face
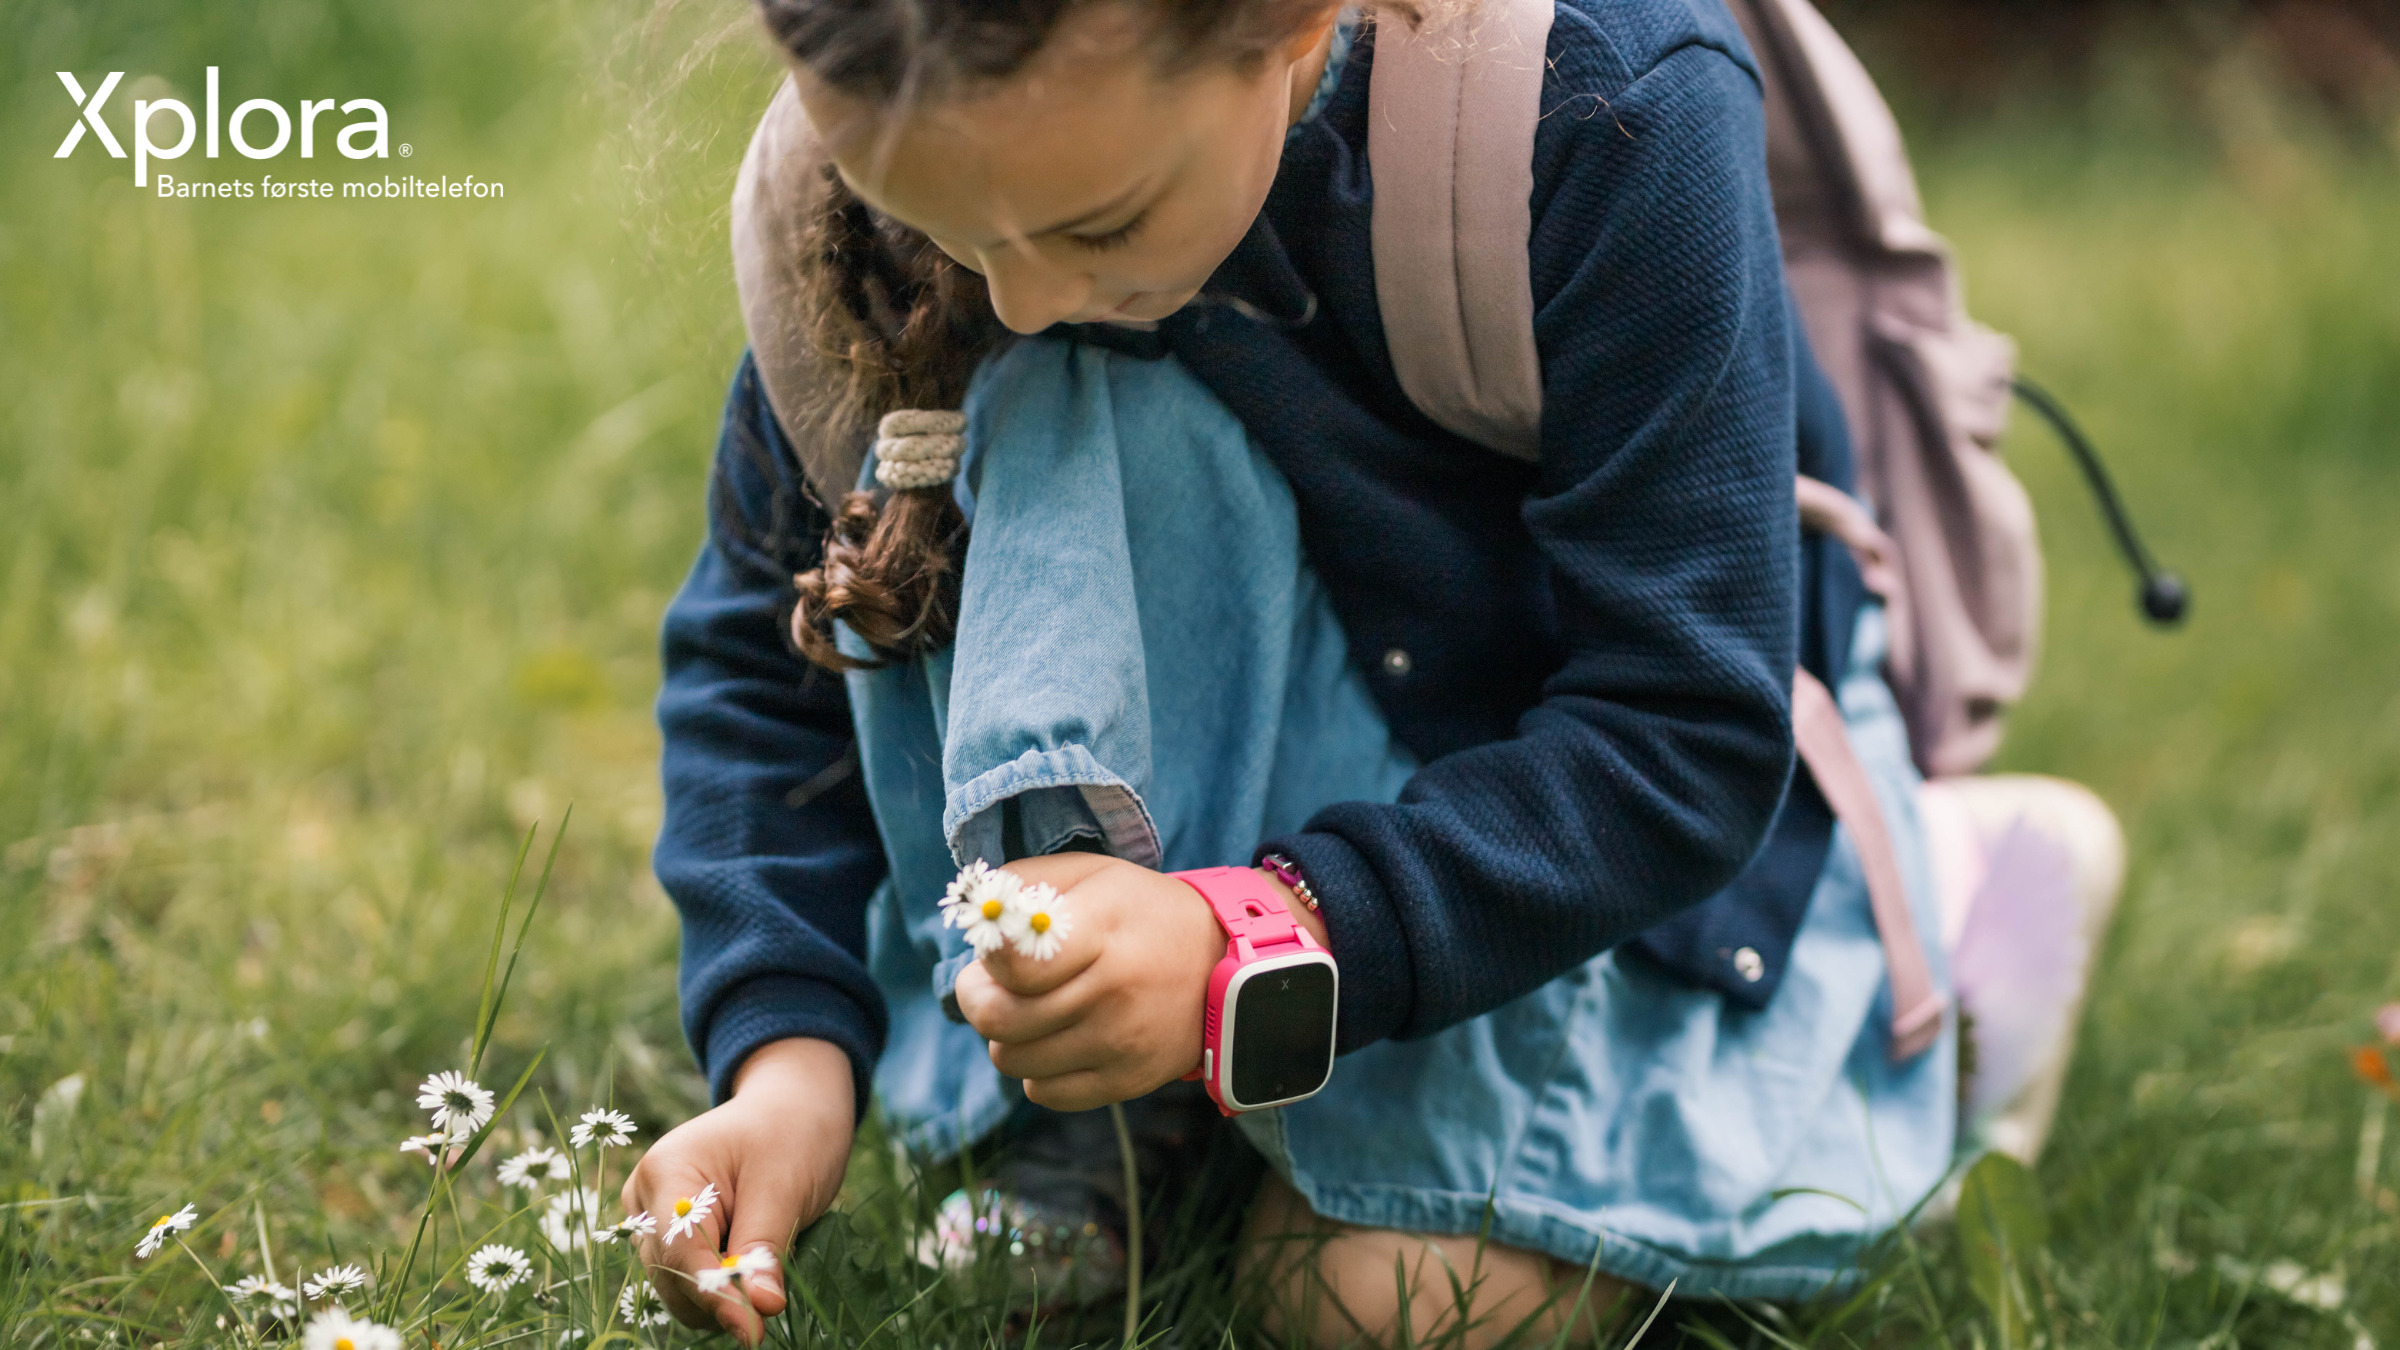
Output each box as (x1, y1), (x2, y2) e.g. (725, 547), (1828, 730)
(796, 3), (1337, 335)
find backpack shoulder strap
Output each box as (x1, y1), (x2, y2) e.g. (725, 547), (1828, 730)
(1366, 0), (1552, 461)
(731, 78), (875, 506)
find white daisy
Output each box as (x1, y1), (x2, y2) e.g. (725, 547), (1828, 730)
(597, 1210), (657, 1244)
(697, 1246), (781, 1295)
(302, 1265), (369, 1300)
(569, 1108), (638, 1149)
(416, 1071), (494, 1139)
(1005, 882), (1072, 961)
(541, 1188), (604, 1253)
(663, 1182), (719, 1244)
(497, 1145), (570, 1188)
(939, 858), (993, 919)
(222, 1275), (299, 1318)
(134, 1204), (197, 1259)
(301, 1306), (401, 1350)
(463, 1243), (530, 1294)
(618, 1280), (672, 1328)
(397, 1133), (454, 1167)
(941, 861), (1018, 955)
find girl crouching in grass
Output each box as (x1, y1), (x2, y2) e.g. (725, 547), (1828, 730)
(627, 0), (1953, 1342)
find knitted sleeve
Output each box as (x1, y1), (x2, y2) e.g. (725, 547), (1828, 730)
(1260, 37), (1800, 1050)
(653, 354), (890, 1110)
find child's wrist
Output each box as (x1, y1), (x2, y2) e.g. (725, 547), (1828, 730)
(730, 1037), (856, 1116)
(1251, 862), (1331, 950)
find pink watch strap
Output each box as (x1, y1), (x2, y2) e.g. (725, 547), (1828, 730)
(1171, 866), (1303, 951)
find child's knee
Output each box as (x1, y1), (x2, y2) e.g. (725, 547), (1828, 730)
(1237, 1172), (1630, 1349)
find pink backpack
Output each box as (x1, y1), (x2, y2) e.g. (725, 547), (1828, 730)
(1377, 0), (2026, 779)
(1369, 0), (2045, 1059)
(1370, 0), (2177, 1135)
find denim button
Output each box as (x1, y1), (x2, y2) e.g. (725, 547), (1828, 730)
(1381, 647), (1413, 678)
(1733, 947), (1765, 982)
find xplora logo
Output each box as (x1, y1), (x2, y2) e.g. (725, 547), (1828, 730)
(56, 68), (389, 186)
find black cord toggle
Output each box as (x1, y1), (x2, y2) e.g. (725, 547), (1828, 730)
(2010, 377), (2189, 627)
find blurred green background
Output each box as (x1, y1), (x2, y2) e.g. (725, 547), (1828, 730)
(3, 0), (2397, 1344)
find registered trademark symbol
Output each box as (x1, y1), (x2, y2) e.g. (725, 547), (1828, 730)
(399, 143), (413, 157)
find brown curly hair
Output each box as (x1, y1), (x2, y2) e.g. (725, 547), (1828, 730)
(777, 176), (998, 670)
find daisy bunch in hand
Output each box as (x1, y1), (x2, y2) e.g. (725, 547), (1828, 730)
(940, 860), (1074, 960)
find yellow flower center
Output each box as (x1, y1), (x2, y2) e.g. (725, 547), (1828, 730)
(1029, 912), (1051, 934)
(980, 898), (1003, 921)
(335, 1339), (356, 1350)
(720, 1254), (741, 1268)
(153, 1215), (171, 1228)
(675, 1198), (694, 1217)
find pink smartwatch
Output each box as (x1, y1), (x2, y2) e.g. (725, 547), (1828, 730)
(1169, 866), (1340, 1115)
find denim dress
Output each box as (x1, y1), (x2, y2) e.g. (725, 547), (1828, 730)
(842, 338), (1955, 1300)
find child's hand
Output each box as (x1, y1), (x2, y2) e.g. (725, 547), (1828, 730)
(620, 1038), (854, 1347)
(954, 854), (1325, 1110)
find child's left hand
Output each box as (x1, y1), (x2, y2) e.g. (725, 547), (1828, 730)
(951, 854), (1324, 1111)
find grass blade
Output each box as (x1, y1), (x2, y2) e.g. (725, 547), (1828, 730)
(478, 806), (570, 1078)
(470, 825), (540, 1075)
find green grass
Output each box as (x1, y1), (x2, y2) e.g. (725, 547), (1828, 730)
(1918, 112), (2400, 1345)
(5, 1), (2399, 1345)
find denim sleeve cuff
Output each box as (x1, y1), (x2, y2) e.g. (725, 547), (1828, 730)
(944, 744), (1161, 869)
(1254, 832), (1414, 1054)
(700, 973), (880, 1119)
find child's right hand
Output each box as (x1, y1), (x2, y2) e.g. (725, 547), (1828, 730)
(621, 1037), (856, 1347)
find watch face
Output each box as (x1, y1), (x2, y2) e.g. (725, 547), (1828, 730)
(1226, 958), (1337, 1108)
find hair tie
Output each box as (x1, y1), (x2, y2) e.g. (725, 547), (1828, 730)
(873, 409), (966, 491)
